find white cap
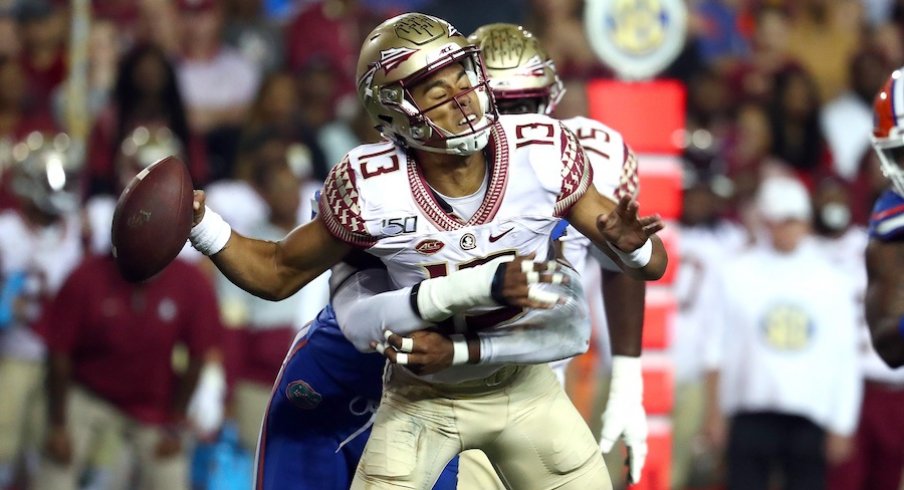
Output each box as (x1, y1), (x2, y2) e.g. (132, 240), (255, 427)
(757, 176), (811, 222)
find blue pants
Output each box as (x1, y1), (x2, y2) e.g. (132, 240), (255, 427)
(254, 305), (459, 489)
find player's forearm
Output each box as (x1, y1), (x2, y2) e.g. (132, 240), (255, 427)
(46, 353), (71, 428)
(335, 258), (511, 352)
(476, 280), (591, 365)
(868, 317), (904, 367)
(703, 369), (721, 420)
(209, 233), (304, 301)
(602, 269), (646, 357)
(864, 244), (904, 367)
(336, 285), (426, 352)
(476, 311), (590, 365)
(639, 236), (668, 280)
(172, 356), (203, 423)
(197, 214), (346, 301)
(566, 188), (667, 280)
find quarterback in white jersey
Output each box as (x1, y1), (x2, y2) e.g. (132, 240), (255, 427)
(0, 135), (83, 487)
(187, 13), (667, 489)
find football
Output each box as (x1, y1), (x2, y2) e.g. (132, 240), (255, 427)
(111, 156), (194, 282)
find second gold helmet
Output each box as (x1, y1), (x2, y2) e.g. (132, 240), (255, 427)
(468, 23), (564, 115)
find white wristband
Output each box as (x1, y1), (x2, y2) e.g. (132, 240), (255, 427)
(416, 255), (514, 322)
(450, 334), (469, 365)
(608, 238), (652, 268)
(610, 355), (643, 401)
(189, 206), (232, 256)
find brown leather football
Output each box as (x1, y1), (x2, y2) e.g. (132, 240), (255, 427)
(111, 156), (193, 282)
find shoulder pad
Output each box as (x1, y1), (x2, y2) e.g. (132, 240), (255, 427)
(869, 190), (904, 241)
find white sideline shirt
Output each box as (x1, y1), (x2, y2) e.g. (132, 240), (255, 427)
(707, 239), (862, 435)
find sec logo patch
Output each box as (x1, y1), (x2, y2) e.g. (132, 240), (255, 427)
(584, 0), (687, 80)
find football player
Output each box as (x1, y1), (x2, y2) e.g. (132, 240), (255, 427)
(866, 67), (904, 368)
(190, 13), (667, 489)
(461, 22), (649, 486)
(0, 133), (83, 487)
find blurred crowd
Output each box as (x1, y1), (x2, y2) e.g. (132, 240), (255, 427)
(0, 0), (902, 489)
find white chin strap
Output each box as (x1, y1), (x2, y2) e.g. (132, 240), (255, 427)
(407, 116), (492, 156)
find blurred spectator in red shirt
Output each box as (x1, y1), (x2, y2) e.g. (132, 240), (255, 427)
(285, 0), (381, 115)
(35, 256), (221, 490)
(86, 44), (208, 196)
(176, 0), (259, 183)
(0, 59), (57, 140)
(17, 0), (67, 120)
(176, 0), (260, 135)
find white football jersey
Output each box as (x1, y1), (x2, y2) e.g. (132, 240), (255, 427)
(319, 114), (592, 382)
(557, 116), (638, 273)
(554, 117), (639, 366)
(0, 211), (83, 360)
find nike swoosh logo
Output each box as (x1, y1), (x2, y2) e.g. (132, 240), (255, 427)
(488, 228), (514, 243)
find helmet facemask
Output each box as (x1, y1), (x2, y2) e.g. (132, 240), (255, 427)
(873, 131), (904, 197)
(361, 44), (498, 156)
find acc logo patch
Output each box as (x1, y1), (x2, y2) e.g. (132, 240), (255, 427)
(286, 380), (323, 410)
(415, 239), (445, 255)
(584, 0), (687, 80)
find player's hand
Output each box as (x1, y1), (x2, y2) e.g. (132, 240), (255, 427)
(597, 195), (663, 252)
(192, 190), (206, 226)
(826, 432), (854, 464)
(155, 428), (183, 459)
(493, 254), (570, 309)
(599, 356), (648, 485)
(44, 426), (73, 464)
(375, 330), (453, 375)
(703, 412), (727, 451)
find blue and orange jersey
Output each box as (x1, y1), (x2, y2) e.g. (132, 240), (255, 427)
(869, 189), (904, 241)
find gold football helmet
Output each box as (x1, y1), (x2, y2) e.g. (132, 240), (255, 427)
(10, 132), (81, 215)
(468, 23), (564, 115)
(356, 13), (496, 156)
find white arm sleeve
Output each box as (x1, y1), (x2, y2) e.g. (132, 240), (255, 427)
(331, 258), (510, 353)
(331, 265), (424, 353)
(479, 266), (591, 364)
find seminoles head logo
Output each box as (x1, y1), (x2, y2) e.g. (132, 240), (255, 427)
(415, 239), (445, 255)
(459, 233), (477, 250)
(286, 380), (323, 410)
(379, 47), (418, 74)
